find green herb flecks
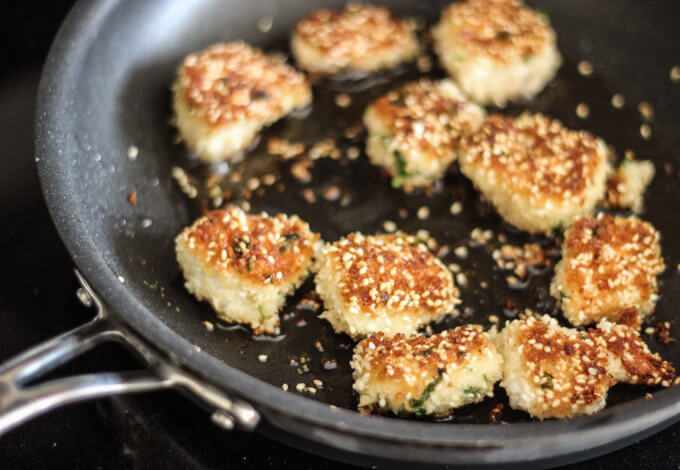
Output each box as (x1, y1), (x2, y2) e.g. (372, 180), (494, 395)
(536, 7), (550, 23)
(455, 54), (466, 63)
(389, 91), (408, 106)
(540, 372), (554, 389)
(463, 386), (481, 395)
(279, 232), (299, 252)
(409, 369), (444, 417)
(233, 238), (250, 255)
(252, 89), (270, 100)
(257, 305), (265, 320)
(391, 150), (410, 189)
(247, 256), (254, 272)
(419, 345), (438, 356)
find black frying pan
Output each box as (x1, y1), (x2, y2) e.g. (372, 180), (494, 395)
(9, 0), (680, 467)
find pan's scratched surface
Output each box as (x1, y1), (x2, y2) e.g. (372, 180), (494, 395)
(46, 0), (680, 426)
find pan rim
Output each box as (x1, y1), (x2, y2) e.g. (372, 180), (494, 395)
(34, 0), (680, 464)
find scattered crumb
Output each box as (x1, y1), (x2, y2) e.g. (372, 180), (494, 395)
(268, 137), (305, 159)
(492, 243), (549, 280)
(202, 321), (214, 332)
(450, 201), (463, 215)
(301, 188), (316, 203)
(489, 403), (504, 423)
(671, 66), (680, 83)
(654, 322), (675, 345)
(322, 185), (341, 201)
(127, 189), (137, 205)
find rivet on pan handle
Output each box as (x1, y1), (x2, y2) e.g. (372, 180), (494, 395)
(0, 270), (260, 436)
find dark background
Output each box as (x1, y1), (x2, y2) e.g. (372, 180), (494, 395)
(1, 1), (680, 468)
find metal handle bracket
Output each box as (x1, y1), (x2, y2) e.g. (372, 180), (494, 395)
(0, 270), (259, 436)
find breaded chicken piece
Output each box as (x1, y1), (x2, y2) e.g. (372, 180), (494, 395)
(494, 315), (613, 420)
(459, 113), (612, 233)
(351, 326), (503, 416)
(291, 3), (419, 75)
(315, 233), (459, 338)
(432, 0), (561, 107)
(363, 79), (485, 192)
(173, 42), (312, 163)
(175, 206), (320, 334)
(590, 320), (676, 387)
(550, 214), (665, 328)
(605, 159), (656, 213)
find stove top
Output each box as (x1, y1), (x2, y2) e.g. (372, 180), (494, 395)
(1, 2), (680, 468)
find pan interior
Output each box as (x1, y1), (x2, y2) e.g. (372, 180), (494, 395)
(41, 0), (680, 425)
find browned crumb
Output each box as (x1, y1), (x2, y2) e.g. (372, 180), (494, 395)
(654, 322), (676, 345)
(267, 137), (305, 159)
(127, 189), (137, 205)
(493, 243), (549, 280)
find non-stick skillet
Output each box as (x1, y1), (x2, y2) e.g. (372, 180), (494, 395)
(2, 0), (680, 467)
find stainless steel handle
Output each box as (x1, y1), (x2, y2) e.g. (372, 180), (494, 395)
(0, 270), (259, 436)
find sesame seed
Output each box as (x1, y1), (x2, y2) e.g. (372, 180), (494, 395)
(578, 60), (593, 76)
(576, 103), (590, 119)
(281, 383), (289, 391)
(258, 354), (268, 363)
(346, 146), (360, 160)
(638, 102), (654, 121)
(257, 16), (273, 33)
(296, 383), (305, 392)
(456, 272), (468, 287)
(127, 145), (139, 160)
(118, 275), (125, 283)
(454, 246), (468, 259)
(382, 220), (397, 233)
(450, 201), (463, 215)
(335, 93), (352, 108)
(611, 94), (625, 109)
(417, 206), (430, 220)
(247, 177), (260, 191)
(640, 123), (652, 140)
(670, 66), (680, 83)
(202, 321), (214, 332)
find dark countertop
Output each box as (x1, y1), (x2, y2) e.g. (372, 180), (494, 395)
(1, 2), (680, 469)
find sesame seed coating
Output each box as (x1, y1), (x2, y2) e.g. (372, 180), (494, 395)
(176, 42), (310, 126)
(315, 233), (459, 338)
(352, 326), (502, 416)
(292, 3), (418, 73)
(459, 113), (611, 233)
(177, 206), (319, 286)
(437, 0), (554, 64)
(496, 315), (613, 419)
(590, 320), (676, 386)
(366, 80), (485, 165)
(551, 214), (664, 327)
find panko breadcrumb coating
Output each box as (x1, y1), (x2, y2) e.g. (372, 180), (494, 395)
(494, 315), (613, 420)
(175, 206), (320, 334)
(551, 214), (664, 327)
(605, 159), (656, 213)
(432, 0), (561, 106)
(351, 326), (503, 416)
(291, 3), (419, 75)
(173, 42), (312, 163)
(459, 113), (612, 233)
(315, 233), (459, 338)
(363, 79), (485, 192)
(590, 320), (676, 387)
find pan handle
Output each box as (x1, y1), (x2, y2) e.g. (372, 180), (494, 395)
(0, 270), (259, 436)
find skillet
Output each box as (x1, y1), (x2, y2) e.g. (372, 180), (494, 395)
(4, 0), (680, 467)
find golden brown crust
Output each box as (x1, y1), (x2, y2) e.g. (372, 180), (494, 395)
(561, 215), (664, 323)
(326, 233), (458, 318)
(179, 207), (319, 285)
(514, 316), (613, 418)
(368, 80), (482, 162)
(461, 113), (607, 204)
(177, 42), (310, 126)
(590, 322), (676, 386)
(356, 326), (490, 398)
(438, 0), (553, 64)
(294, 4), (415, 63)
